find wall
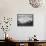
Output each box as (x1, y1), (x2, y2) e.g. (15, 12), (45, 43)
(0, 0), (46, 40)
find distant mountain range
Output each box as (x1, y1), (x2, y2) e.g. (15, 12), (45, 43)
(17, 20), (33, 26)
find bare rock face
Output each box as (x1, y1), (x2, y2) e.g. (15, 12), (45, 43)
(29, 0), (42, 8)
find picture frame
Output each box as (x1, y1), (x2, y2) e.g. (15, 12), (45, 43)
(17, 14), (33, 26)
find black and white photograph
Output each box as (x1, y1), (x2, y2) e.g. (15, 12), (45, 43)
(17, 14), (33, 26)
